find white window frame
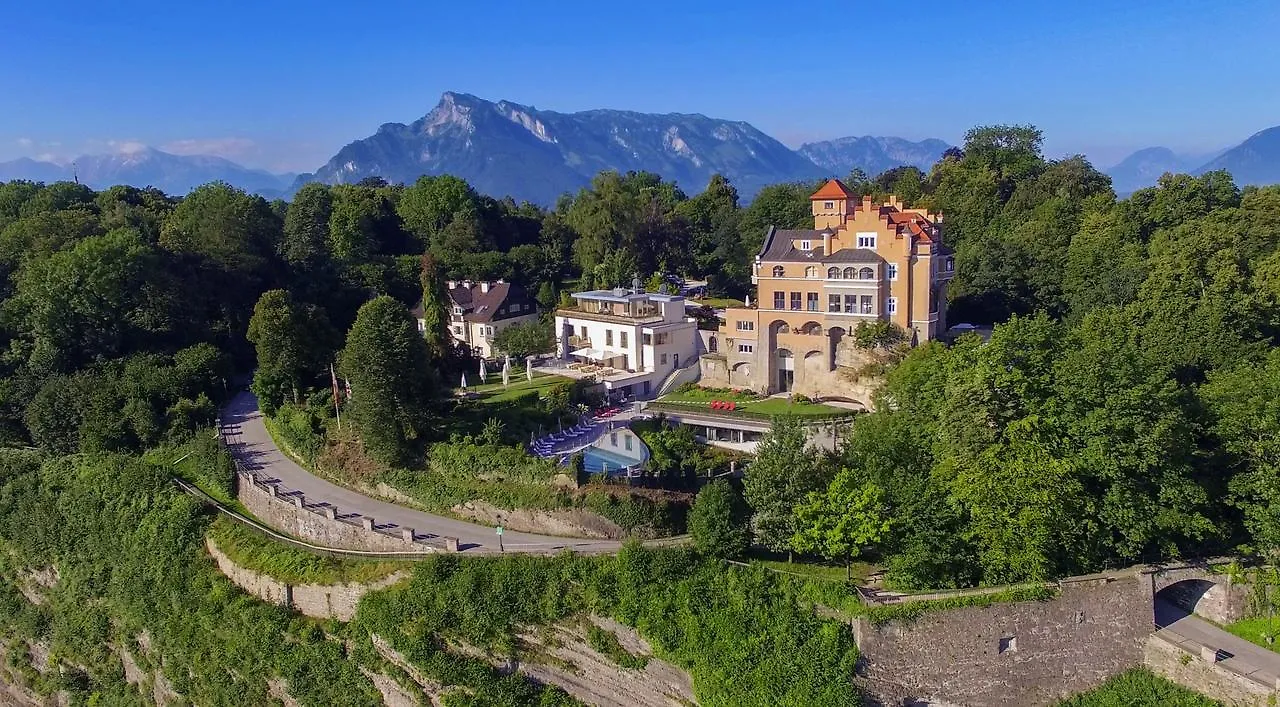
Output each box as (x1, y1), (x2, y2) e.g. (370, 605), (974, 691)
(823, 201), (834, 209)
(887, 263), (898, 280)
(738, 343), (754, 353)
(736, 320), (755, 332)
(800, 240), (811, 251)
(887, 297), (897, 315)
(856, 233), (877, 249)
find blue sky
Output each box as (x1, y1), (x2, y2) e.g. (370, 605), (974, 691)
(3, 0), (1278, 172)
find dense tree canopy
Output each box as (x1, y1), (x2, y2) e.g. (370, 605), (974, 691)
(0, 125), (1278, 595)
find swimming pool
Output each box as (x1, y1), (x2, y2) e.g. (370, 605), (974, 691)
(581, 428), (649, 475)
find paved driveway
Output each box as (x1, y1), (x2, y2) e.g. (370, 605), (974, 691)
(219, 391), (628, 554)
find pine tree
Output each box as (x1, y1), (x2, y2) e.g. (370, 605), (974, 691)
(339, 296), (436, 466)
(419, 253), (452, 360)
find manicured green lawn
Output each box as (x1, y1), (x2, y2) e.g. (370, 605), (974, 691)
(1225, 616), (1280, 653)
(466, 371), (570, 403)
(656, 389), (853, 418)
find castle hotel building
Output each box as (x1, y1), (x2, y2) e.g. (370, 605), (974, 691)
(708, 179), (954, 397)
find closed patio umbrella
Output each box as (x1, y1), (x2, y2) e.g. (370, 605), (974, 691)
(479, 359), (488, 383)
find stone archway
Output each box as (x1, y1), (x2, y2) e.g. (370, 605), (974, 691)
(828, 326), (847, 369)
(1154, 578), (1235, 626)
(775, 348), (794, 393)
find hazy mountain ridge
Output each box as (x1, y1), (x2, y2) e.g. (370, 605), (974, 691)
(797, 136), (953, 178)
(301, 91), (831, 203)
(1193, 126), (1280, 187)
(1104, 147), (1205, 195)
(0, 147), (295, 198)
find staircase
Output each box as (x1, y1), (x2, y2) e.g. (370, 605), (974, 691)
(656, 358), (702, 398)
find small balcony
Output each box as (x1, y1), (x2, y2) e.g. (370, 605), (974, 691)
(568, 335), (593, 348)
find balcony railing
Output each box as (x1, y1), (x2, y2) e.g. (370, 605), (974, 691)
(568, 335), (592, 348)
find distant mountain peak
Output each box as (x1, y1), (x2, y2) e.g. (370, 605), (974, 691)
(301, 92), (829, 203)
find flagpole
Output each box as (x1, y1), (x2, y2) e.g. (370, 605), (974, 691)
(330, 364), (342, 430)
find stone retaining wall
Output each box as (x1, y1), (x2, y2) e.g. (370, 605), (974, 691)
(855, 575), (1153, 706)
(237, 472), (453, 553)
(205, 537), (406, 621)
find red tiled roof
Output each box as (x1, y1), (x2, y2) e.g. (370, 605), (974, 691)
(809, 179), (856, 201)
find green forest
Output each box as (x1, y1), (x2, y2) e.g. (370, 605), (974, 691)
(0, 123), (1276, 703)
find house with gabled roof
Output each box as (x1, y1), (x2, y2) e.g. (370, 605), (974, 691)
(412, 280), (539, 359)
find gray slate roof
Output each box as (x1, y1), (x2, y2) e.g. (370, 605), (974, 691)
(759, 228), (885, 264)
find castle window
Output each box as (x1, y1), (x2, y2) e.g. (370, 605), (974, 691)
(773, 292), (785, 309)
(738, 343), (754, 353)
(828, 294), (841, 312)
(736, 320), (755, 332)
(857, 234), (877, 249)
(842, 267), (857, 279)
(800, 240), (811, 251)
(858, 266), (875, 280)
(887, 263), (898, 280)
(772, 265), (785, 277)
(790, 292), (802, 310)
(827, 267), (840, 279)
(887, 297), (897, 315)
(823, 201), (834, 209)
(805, 266), (817, 278)
(807, 293), (819, 311)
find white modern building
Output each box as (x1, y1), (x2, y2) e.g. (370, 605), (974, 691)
(552, 287), (701, 399)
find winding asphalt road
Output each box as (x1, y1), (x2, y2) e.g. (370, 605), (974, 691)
(219, 391), (629, 554)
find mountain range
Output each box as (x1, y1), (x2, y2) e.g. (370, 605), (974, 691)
(297, 92), (832, 204)
(4, 91), (1280, 202)
(797, 136), (952, 178)
(0, 147), (296, 198)
(1105, 127), (1280, 194)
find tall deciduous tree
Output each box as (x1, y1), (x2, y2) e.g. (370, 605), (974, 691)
(689, 479), (750, 559)
(742, 416), (831, 553)
(281, 183), (333, 271)
(791, 470), (890, 577)
(492, 320), (554, 359)
(246, 289), (336, 413)
(339, 296), (436, 466)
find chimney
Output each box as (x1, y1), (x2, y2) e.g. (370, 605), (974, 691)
(480, 281), (490, 293)
(822, 228), (832, 254)
(462, 280), (473, 289)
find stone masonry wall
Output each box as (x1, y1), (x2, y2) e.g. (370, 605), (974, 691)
(205, 537), (406, 621)
(238, 476), (434, 553)
(1143, 634), (1276, 707)
(855, 576), (1153, 707)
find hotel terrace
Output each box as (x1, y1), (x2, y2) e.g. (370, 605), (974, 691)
(550, 284), (700, 399)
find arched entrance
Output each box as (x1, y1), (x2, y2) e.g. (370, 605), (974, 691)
(776, 348), (794, 393)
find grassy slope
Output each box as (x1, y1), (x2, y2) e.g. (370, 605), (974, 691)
(206, 516), (412, 585)
(1055, 668), (1220, 706)
(1224, 616), (1280, 653)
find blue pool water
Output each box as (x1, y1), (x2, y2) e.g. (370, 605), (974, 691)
(580, 431), (649, 475)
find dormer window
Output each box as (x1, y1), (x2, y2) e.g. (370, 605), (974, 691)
(823, 201), (834, 209)
(800, 240), (811, 251)
(857, 234), (877, 249)
(772, 265), (785, 277)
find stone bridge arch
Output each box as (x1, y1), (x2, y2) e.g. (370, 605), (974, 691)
(1148, 562), (1249, 626)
